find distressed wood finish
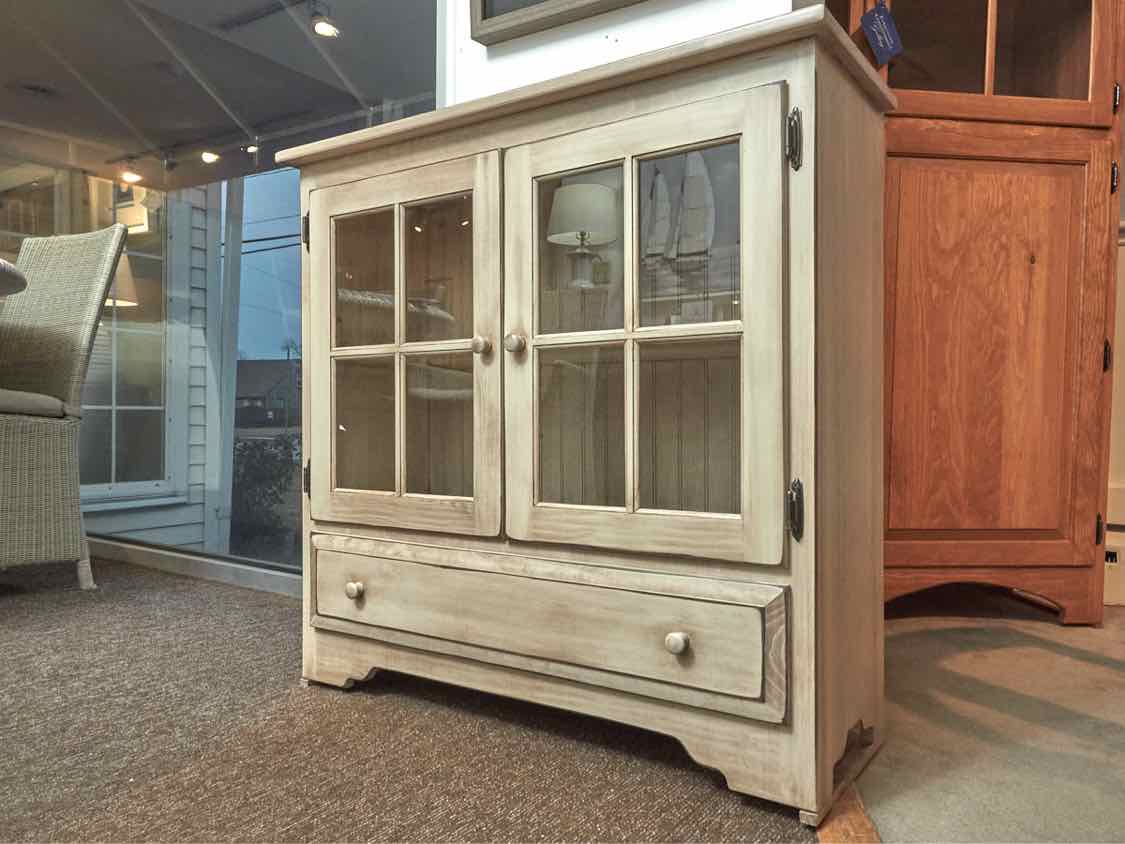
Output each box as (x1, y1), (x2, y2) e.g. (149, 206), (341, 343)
(308, 152), (503, 536)
(313, 547), (788, 721)
(287, 11), (890, 825)
(503, 87), (786, 564)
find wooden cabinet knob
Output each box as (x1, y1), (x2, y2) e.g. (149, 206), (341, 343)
(344, 581), (365, 600)
(503, 332), (527, 353)
(664, 631), (690, 655)
(471, 335), (492, 355)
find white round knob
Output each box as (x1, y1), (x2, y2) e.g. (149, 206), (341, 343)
(344, 581), (365, 600)
(503, 332), (527, 353)
(664, 631), (690, 655)
(471, 335), (492, 355)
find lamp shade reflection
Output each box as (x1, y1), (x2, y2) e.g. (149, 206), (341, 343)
(106, 254), (139, 308)
(547, 183), (617, 289)
(546, 183), (617, 248)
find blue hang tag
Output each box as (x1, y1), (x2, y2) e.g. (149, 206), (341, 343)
(860, 0), (903, 68)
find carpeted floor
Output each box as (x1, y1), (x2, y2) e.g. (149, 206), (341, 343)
(0, 560), (814, 843)
(859, 585), (1125, 843)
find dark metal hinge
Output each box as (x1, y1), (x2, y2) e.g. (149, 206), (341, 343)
(1113, 162), (1119, 194)
(1096, 513), (1105, 546)
(1114, 82), (1121, 113)
(302, 212), (310, 250)
(1105, 338), (1113, 372)
(786, 479), (804, 542)
(785, 107), (803, 172)
(303, 459), (311, 495)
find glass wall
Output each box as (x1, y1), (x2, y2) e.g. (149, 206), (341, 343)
(226, 170), (303, 569)
(0, 160), (304, 572)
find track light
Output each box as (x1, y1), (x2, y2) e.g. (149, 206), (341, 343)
(245, 145), (259, 154)
(201, 151), (220, 164)
(121, 171), (143, 184)
(311, 2), (340, 37)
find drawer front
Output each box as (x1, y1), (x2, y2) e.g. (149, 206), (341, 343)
(313, 548), (787, 721)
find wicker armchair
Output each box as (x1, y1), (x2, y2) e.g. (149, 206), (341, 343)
(0, 225), (127, 590)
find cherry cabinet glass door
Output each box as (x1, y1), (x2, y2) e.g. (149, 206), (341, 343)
(503, 85), (788, 564)
(308, 152), (502, 535)
(876, 0), (1117, 127)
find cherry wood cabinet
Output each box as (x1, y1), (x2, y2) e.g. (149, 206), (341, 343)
(883, 120), (1115, 622)
(828, 0), (1122, 623)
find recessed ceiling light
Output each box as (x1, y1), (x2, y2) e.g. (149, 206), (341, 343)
(311, 2), (340, 37)
(460, 219), (469, 227)
(413, 225), (423, 233)
(245, 145), (259, 154)
(201, 151), (220, 164)
(121, 171), (143, 184)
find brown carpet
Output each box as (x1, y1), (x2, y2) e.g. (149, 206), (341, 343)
(0, 560), (814, 843)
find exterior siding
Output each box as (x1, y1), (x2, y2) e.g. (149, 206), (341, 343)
(84, 185), (217, 550)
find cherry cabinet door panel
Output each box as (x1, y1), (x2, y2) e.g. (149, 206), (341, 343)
(884, 120), (1114, 567)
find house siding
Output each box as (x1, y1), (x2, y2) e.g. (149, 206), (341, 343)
(84, 185), (218, 552)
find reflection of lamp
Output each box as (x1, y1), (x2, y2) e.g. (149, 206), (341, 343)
(547, 183), (616, 289)
(106, 254), (139, 308)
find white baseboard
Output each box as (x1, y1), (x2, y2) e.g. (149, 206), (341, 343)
(88, 538), (301, 598)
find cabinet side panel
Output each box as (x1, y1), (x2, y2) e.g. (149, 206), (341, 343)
(814, 51), (886, 809)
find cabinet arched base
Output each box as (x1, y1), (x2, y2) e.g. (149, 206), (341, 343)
(884, 566), (1104, 626)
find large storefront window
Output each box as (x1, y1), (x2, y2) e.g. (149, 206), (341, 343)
(81, 182), (170, 494)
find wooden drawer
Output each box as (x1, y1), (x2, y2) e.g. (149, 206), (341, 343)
(313, 548), (787, 722)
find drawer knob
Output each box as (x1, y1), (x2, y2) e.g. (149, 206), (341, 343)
(344, 581), (365, 600)
(471, 334), (492, 355)
(503, 332), (527, 354)
(664, 631), (690, 655)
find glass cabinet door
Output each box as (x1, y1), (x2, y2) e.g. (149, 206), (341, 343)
(879, 0), (1116, 127)
(504, 84), (787, 564)
(308, 152), (502, 535)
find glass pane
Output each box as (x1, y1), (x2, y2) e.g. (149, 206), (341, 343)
(995, 0), (1091, 99)
(538, 344), (625, 506)
(484, 0), (550, 17)
(406, 353), (473, 496)
(116, 410), (165, 483)
(82, 325), (113, 406)
(538, 165), (624, 334)
(115, 184), (165, 256)
(116, 331), (165, 406)
(638, 338), (740, 514)
(335, 209), (395, 347)
(887, 0), (988, 93)
(638, 141), (741, 327)
(114, 254), (165, 326)
(405, 193), (473, 341)
(79, 409), (112, 485)
(336, 356), (395, 491)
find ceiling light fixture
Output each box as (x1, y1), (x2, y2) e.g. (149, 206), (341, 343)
(245, 144), (259, 154)
(201, 151), (220, 164)
(311, 2), (340, 37)
(121, 171), (143, 184)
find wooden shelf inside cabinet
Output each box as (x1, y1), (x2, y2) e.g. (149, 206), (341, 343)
(828, 0), (1119, 127)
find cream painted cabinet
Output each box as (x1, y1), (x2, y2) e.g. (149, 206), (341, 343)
(284, 7), (892, 826)
(307, 153), (502, 536)
(504, 87), (786, 563)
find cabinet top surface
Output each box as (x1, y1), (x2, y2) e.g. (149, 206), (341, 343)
(276, 5), (894, 169)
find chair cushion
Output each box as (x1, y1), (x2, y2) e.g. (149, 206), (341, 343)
(0, 388), (68, 418)
(0, 257), (27, 294)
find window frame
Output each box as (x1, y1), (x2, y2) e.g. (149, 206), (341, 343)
(80, 195), (191, 508)
(469, 0), (648, 46)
